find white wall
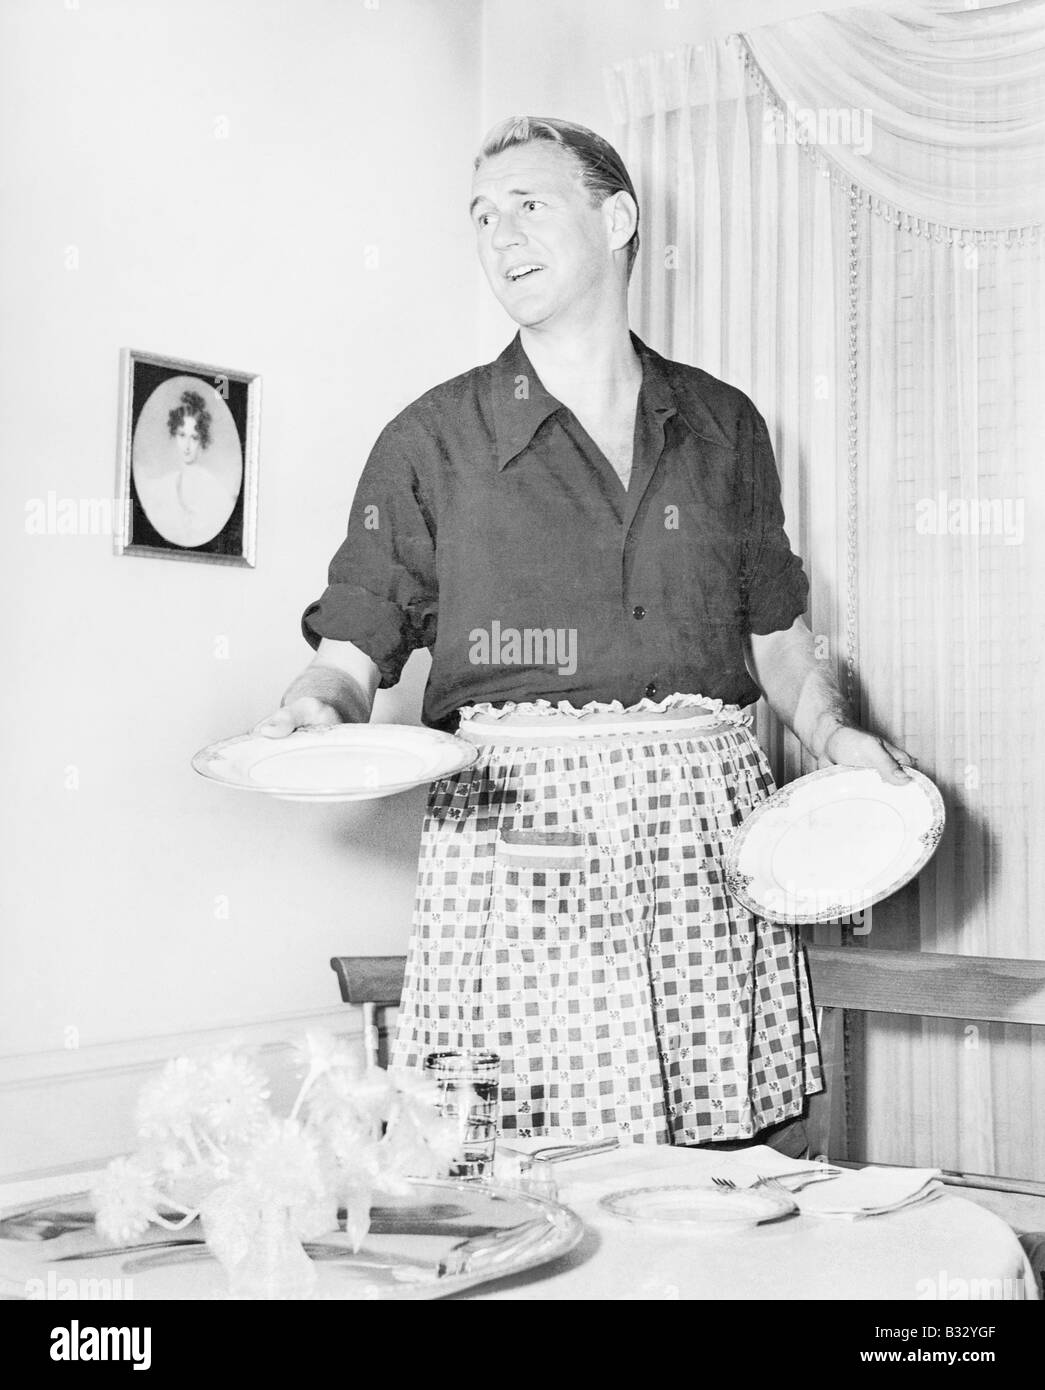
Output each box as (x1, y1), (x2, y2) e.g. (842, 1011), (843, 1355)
(0, 0), (876, 1177)
(0, 0), (482, 1173)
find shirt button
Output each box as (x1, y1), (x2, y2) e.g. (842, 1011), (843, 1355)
(632, 605), (646, 620)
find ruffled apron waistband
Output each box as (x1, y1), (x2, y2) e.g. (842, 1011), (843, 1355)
(454, 692), (751, 746)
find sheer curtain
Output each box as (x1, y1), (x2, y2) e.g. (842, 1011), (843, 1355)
(605, 0), (1045, 1178)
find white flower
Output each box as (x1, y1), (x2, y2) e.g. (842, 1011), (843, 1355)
(92, 1157), (161, 1243)
(136, 1057), (206, 1141)
(303, 1066), (392, 1139)
(288, 1031), (362, 1123)
(241, 1119), (325, 1210)
(106, 1041), (467, 1285)
(137, 1138), (189, 1178)
(322, 1120), (386, 1188)
(200, 1052), (270, 1141)
(377, 1109), (460, 1192)
(388, 1069), (446, 1120)
(292, 1029), (359, 1078)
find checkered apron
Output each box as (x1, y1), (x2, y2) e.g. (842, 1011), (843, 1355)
(390, 703), (823, 1145)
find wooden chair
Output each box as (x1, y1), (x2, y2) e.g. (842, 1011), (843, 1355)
(331, 947), (1045, 1180)
(330, 955), (406, 1068)
(806, 944), (1045, 1294)
(805, 944), (1045, 1189)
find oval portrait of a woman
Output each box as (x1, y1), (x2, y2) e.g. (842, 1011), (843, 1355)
(131, 377), (243, 548)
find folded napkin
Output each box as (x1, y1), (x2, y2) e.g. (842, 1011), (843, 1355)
(719, 1151), (944, 1219)
(791, 1168), (943, 1218)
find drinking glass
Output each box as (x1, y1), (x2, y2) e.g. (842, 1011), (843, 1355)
(423, 1049), (500, 1180)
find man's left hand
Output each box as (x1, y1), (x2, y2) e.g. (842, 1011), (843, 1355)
(822, 726), (915, 786)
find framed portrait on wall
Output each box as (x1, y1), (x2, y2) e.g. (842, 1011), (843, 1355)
(114, 349), (261, 566)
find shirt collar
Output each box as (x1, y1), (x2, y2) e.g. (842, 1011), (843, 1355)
(490, 330), (721, 471)
(490, 333), (564, 471)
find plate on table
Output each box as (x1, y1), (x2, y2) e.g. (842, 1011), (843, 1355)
(724, 766), (945, 924)
(0, 1180), (583, 1301)
(191, 724), (478, 802)
(599, 1183), (796, 1230)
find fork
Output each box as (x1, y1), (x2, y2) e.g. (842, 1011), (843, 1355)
(712, 1170), (837, 1194)
(712, 1174), (796, 1201)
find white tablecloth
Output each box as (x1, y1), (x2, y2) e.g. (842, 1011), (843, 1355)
(463, 1143), (1039, 1301)
(1, 1147), (1037, 1302)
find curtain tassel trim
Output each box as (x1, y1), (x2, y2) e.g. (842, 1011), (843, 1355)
(726, 33), (1043, 250)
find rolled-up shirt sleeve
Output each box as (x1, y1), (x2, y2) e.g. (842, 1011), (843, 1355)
(300, 419), (437, 687)
(738, 398), (810, 635)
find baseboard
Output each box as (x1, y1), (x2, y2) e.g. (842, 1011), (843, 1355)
(0, 1004), (362, 1182)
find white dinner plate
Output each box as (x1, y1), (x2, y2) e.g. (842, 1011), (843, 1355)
(191, 724), (479, 802)
(724, 766), (945, 924)
(599, 1183), (796, 1229)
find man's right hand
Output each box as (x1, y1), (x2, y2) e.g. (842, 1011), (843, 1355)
(252, 697), (344, 739)
(251, 639), (381, 739)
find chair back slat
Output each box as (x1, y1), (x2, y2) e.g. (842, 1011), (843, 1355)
(807, 946), (1045, 1026)
(330, 955), (406, 1007)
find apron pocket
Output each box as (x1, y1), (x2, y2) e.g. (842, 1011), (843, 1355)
(488, 830), (588, 948)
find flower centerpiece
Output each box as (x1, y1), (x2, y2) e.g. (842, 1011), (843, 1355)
(91, 1032), (458, 1299)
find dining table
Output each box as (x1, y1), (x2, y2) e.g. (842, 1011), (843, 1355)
(0, 1142), (1037, 1302)
(460, 1140), (1038, 1302)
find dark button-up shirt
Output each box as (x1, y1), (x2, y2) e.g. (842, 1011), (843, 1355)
(302, 332), (809, 731)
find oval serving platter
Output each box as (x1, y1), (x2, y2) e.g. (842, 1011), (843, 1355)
(0, 1179), (583, 1301)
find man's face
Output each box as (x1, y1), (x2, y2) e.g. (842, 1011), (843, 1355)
(470, 142), (614, 329)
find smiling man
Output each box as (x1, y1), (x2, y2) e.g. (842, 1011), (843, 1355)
(257, 117), (912, 1153)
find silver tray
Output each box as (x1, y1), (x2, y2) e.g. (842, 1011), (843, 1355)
(0, 1179), (584, 1301)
